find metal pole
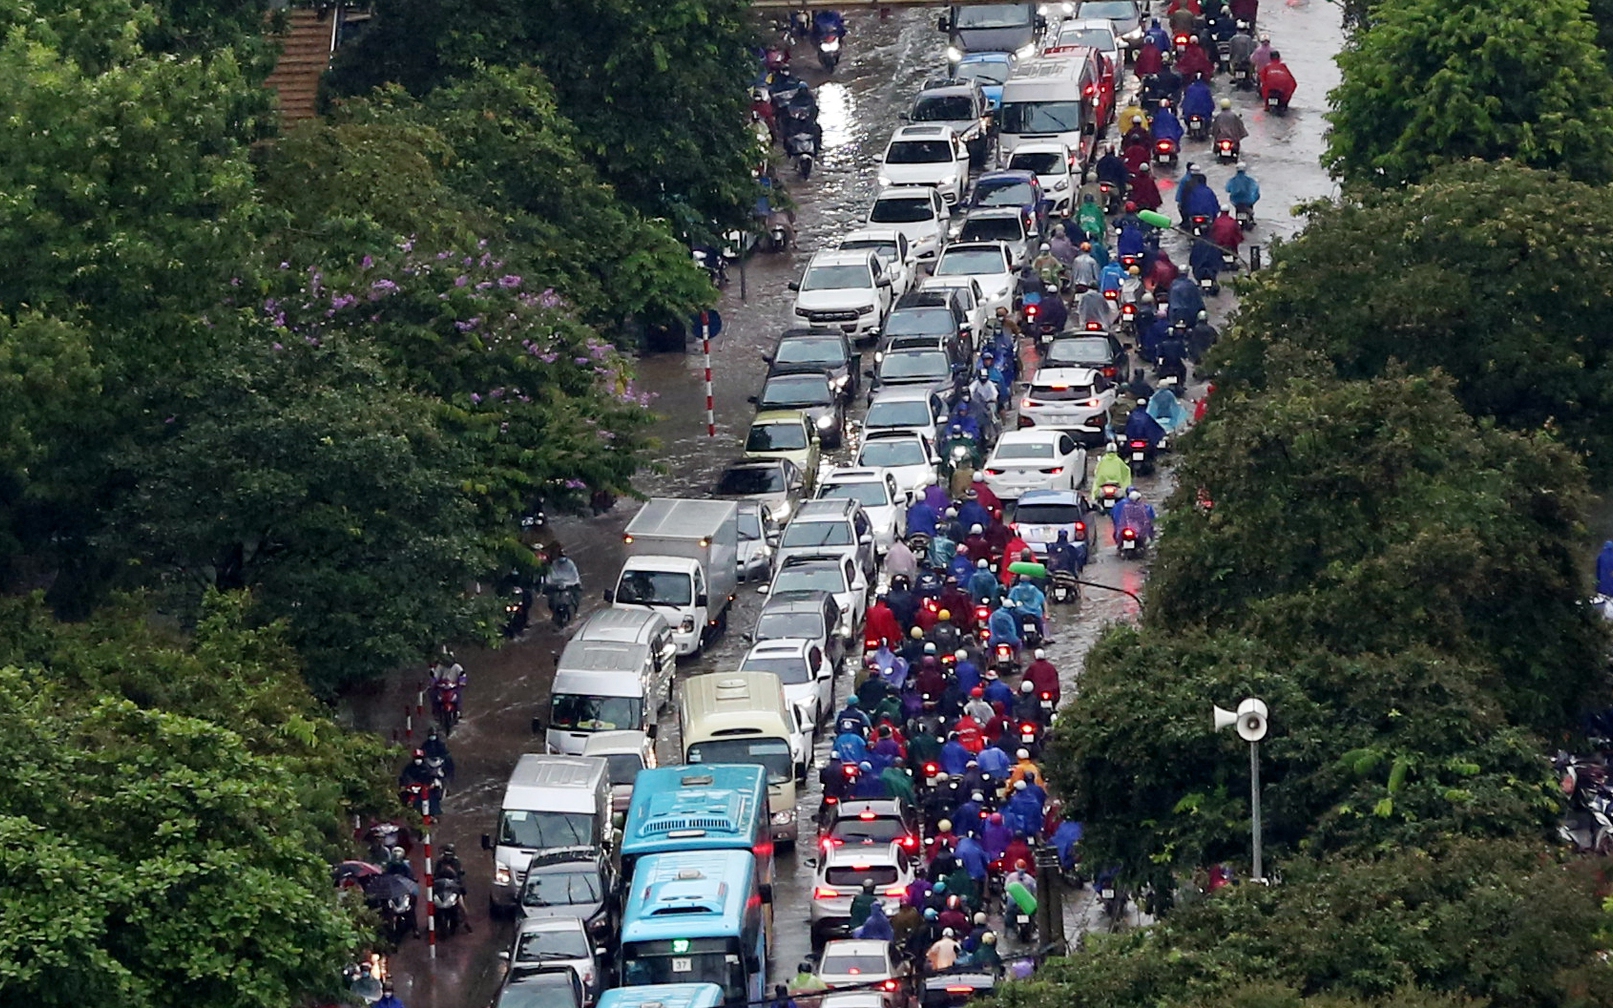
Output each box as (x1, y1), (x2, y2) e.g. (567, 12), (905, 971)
(1033, 845), (1059, 953)
(422, 793), (436, 960)
(1249, 244), (1262, 271)
(1249, 740), (1263, 882)
(702, 311), (716, 438)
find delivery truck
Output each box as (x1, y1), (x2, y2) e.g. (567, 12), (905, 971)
(606, 498), (739, 658)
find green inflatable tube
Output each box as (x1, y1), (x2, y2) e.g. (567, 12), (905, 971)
(1006, 879), (1038, 915)
(1138, 209), (1172, 228)
(1008, 560), (1048, 580)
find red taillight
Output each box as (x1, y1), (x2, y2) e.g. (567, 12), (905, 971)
(1044, 467), (1063, 475)
(1122, 528), (1137, 540)
(996, 644), (1012, 658)
(1104, 289), (1118, 300)
(1040, 692), (1052, 700)
(1025, 304), (1039, 317)
(848, 968), (862, 975)
(882, 980), (900, 992)
(1102, 366), (1117, 377)
(975, 606), (989, 620)
(859, 810), (876, 820)
(1174, 33), (1189, 44)
(946, 987), (975, 994)
(899, 836), (918, 851)
(1155, 140), (1172, 152)
(923, 762), (938, 775)
(923, 598), (938, 613)
(1129, 439), (1147, 449)
(985, 468), (1003, 476)
(1219, 139), (1233, 149)
(1122, 303), (1136, 317)
(1085, 321), (1103, 330)
(814, 886), (839, 898)
(1074, 521), (1086, 534)
(1083, 83), (1095, 96)
(885, 884), (908, 896)
(1021, 722), (1035, 733)
(842, 764), (857, 778)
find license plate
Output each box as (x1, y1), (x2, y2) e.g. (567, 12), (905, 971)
(1132, 451), (1145, 462)
(1121, 539), (1136, 551)
(1101, 888), (1115, 899)
(1041, 700), (1053, 709)
(672, 958), (693, 973)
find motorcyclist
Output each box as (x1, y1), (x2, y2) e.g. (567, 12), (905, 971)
(1175, 38), (1214, 81)
(1209, 208), (1243, 250)
(1094, 442), (1133, 494)
(542, 546), (582, 605)
(987, 599), (1021, 653)
(1228, 28), (1257, 77)
(1076, 194), (1106, 243)
(865, 594), (902, 652)
(1211, 97), (1248, 148)
(812, 8), (845, 41)
(1142, 63), (1183, 108)
(1231, 0), (1260, 21)
(968, 558), (1001, 606)
(835, 696), (871, 736)
(1113, 487), (1157, 545)
(1032, 243), (1068, 289)
(1144, 16), (1172, 50)
(1125, 399), (1168, 446)
(1168, 270), (1206, 327)
(1260, 51), (1297, 109)
(1007, 577), (1047, 639)
(1134, 37), (1165, 78)
(1122, 113), (1152, 149)
(1147, 250), (1180, 294)
(1189, 310), (1220, 361)
(1095, 145), (1130, 192)
(1049, 223), (1077, 267)
(1168, 2), (1198, 35)
(1180, 77), (1215, 126)
(906, 496), (939, 539)
(789, 963), (828, 997)
(968, 370), (999, 441)
(1251, 33), (1273, 70)
(1151, 99), (1184, 147)
(1121, 134), (1152, 176)
(1179, 170), (1221, 228)
(1071, 284), (1111, 332)
(1127, 162), (1163, 210)
(1226, 164), (1261, 213)
(1189, 236), (1225, 283)
(1070, 242), (1101, 289)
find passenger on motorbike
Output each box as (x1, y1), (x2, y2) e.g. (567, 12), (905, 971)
(1008, 577), (1047, 638)
(1098, 259), (1127, 299)
(1121, 114), (1152, 150)
(1122, 135), (1152, 176)
(1112, 487), (1157, 544)
(1134, 38), (1165, 78)
(1142, 64), (1183, 108)
(1032, 243), (1068, 290)
(1148, 386), (1191, 432)
(1168, 4), (1199, 34)
(1049, 224), (1077, 267)
(1176, 40), (1214, 81)
(1260, 53), (1297, 109)
(1252, 34), (1273, 70)
(987, 599), (1021, 652)
(1151, 100), (1185, 146)
(1124, 400), (1168, 445)
(1228, 29), (1257, 70)
(968, 371), (999, 440)
(1212, 98), (1247, 145)
(1209, 209), (1243, 249)
(1095, 145), (1130, 192)
(1227, 163), (1261, 210)
(1076, 194), (1107, 243)
(1168, 270), (1206, 325)
(1179, 174), (1221, 228)
(1144, 17), (1172, 50)
(906, 497), (939, 539)
(1127, 162), (1164, 210)
(1046, 528), (1085, 575)
(1189, 236), (1224, 281)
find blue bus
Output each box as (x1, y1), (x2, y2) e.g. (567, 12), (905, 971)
(620, 765), (775, 890)
(596, 984), (725, 1008)
(619, 850), (767, 1007)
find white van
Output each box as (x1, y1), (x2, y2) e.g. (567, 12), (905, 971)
(482, 755), (612, 914)
(680, 671), (809, 845)
(998, 54), (1101, 165)
(544, 639), (666, 755)
(573, 608), (677, 684)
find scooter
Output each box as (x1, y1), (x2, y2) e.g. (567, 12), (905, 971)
(1216, 137), (1239, 163)
(1118, 524), (1148, 557)
(1017, 612), (1042, 649)
(1265, 90), (1287, 114)
(1095, 481), (1124, 512)
(1153, 136), (1178, 167)
(1231, 62), (1253, 90)
(787, 131), (816, 179)
(1126, 437), (1157, 475)
(992, 641), (1019, 677)
(1235, 203), (1256, 230)
(1049, 569), (1079, 604)
(1186, 114), (1208, 141)
(1188, 214), (1211, 237)
(544, 583), (581, 629)
(816, 30), (843, 72)
(1099, 180), (1123, 214)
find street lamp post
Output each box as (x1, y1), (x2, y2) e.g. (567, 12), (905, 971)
(1212, 697), (1269, 881)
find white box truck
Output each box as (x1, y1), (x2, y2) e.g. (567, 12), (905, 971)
(606, 498), (739, 657)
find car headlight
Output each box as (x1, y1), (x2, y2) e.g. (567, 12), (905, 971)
(495, 864), (511, 886)
(1016, 42), (1036, 58)
(945, 46), (963, 62)
(1055, 179), (1069, 190)
(816, 414), (835, 430)
(874, 350), (885, 363)
(857, 304), (876, 316)
(679, 615), (696, 633)
(1123, 27), (1144, 40)
(832, 373), (849, 388)
(877, 174), (892, 188)
(795, 307), (812, 317)
(772, 809), (797, 825)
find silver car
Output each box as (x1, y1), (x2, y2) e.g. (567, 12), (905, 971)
(502, 917), (604, 1005)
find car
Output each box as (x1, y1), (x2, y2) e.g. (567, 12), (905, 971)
(823, 992), (890, 1008)
(713, 458), (806, 526)
(878, 310), (966, 371)
(736, 501), (781, 582)
(745, 409), (823, 486)
(981, 428), (1088, 499)
(823, 797), (921, 855)
(755, 587), (844, 665)
(1075, 0), (1142, 53)
(816, 467), (908, 554)
(808, 842), (916, 942)
(951, 51), (1017, 110)
(1048, 17), (1120, 70)
(817, 939), (911, 1005)
(939, 2), (1043, 62)
(905, 78), (993, 166)
(837, 228), (918, 299)
(766, 555), (869, 645)
(740, 638), (836, 731)
(1044, 330), (1128, 380)
(581, 730), (656, 815)
(953, 207), (1036, 269)
(1006, 488), (1096, 556)
(877, 124), (972, 205)
(791, 249), (895, 344)
(866, 186), (953, 263)
(516, 847), (615, 939)
(894, 287), (978, 355)
(767, 328), (859, 402)
(864, 385), (950, 445)
(932, 241), (1016, 315)
(493, 964), (586, 1008)
(919, 972), (998, 1008)
(751, 373), (848, 449)
(776, 497), (877, 580)
(870, 347), (958, 403)
(856, 431), (939, 499)
(916, 277), (990, 346)
(1017, 364), (1116, 442)
(502, 916), (606, 1004)
(1003, 141), (1078, 216)
(966, 169), (1048, 238)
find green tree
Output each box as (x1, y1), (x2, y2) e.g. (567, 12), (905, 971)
(1326, 0), (1613, 185)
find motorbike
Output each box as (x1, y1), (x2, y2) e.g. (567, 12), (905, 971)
(1188, 214), (1211, 237)
(786, 130), (817, 179)
(764, 211), (794, 253)
(692, 246), (727, 287)
(974, 604), (993, 643)
(543, 583), (582, 629)
(1265, 90), (1287, 114)
(1216, 41), (1232, 71)
(432, 879), (468, 938)
(1095, 481), (1124, 512)
(1231, 62), (1253, 89)
(1126, 437), (1158, 475)
(1049, 569), (1080, 604)
(1118, 524), (1148, 557)
(907, 531), (932, 557)
(1186, 114), (1208, 141)
(1006, 894), (1036, 941)
(1017, 612), (1042, 649)
(1153, 136), (1178, 166)
(431, 678), (464, 735)
(1198, 272), (1218, 297)
(1118, 298), (1138, 335)
(502, 586), (530, 639)
(1220, 247), (1240, 273)
(992, 641), (1018, 677)
(384, 893), (416, 945)
(1099, 180), (1123, 215)
(1216, 137), (1239, 163)
(1235, 203), (1256, 230)
(817, 29), (843, 72)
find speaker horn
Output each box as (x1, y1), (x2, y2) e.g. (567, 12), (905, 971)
(1212, 705), (1239, 732)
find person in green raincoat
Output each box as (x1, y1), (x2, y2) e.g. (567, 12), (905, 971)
(943, 865), (979, 909)
(1076, 192), (1106, 243)
(1093, 441), (1133, 491)
(880, 760), (916, 804)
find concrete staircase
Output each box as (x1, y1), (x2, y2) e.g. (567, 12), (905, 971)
(264, 7), (337, 123)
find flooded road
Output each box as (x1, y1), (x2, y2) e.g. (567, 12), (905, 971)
(350, 4), (1344, 1004)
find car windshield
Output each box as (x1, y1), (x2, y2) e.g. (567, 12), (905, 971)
(958, 58), (1011, 85)
(498, 810), (596, 849)
(762, 376), (833, 408)
(1046, 337), (1111, 365)
(841, 239), (902, 262)
(824, 865), (900, 886)
(686, 737), (793, 784)
(994, 441), (1056, 460)
(958, 217), (1024, 243)
(782, 520), (853, 548)
(602, 753), (645, 787)
(866, 400), (934, 428)
(515, 927), (591, 963)
(748, 420), (810, 452)
(880, 351), (950, 381)
(550, 694), (643, 732)
(775, 565), (849, 594)
(912, 95), (976, 121)
(859, 439), (927, 467)
(718, 466), (786, 495)
(1000, 101), (1083, 134)
(1030, 382), (1095, 401)
(738, 511), (764, 540)
(1007, 151), (1065, 175)
(757, 610), (827, 641)
(615, 569), (694, 607)
(522, 870), (603, 908)
(1012, 503), (1083, 524)
(870, 197), (935, 224)
(821, 952), (893, 975)
(885, 308), (954, 337)
(776, 337), (845, 366)
(1059, 28), (1114, 48)
(499, 976), (580, 1008)
(884, 140), (952, 164)
(1079, 0), (1137, 18)
(975, 180), (1036, 208)
(803, 265), (872, 290)
(936, 249), (1007, 276)
(954, 4), (1033, 28)
(740, 654), (813, 685)
(830, 816), (908, 845)
(819, 481), (892, 508)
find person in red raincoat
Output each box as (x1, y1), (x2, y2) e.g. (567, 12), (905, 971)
(1260, 54), (1296, 108)
(1175, 40), (1213, 81)
(1128, 162), (1163, 210)
(1133, 39), (1164, 78)
(969, 476), (1002, 513)
(1122, 137), (1152, 176)
(865, 595), (902, 652)
(1147, 249), (1179, 291)
(999, 539), (1031, 587)
(1121, 113), (1152, 149)
(1208, 209), (1242, 250)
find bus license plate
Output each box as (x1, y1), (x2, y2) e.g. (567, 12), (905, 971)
(672, 958), (693, 973)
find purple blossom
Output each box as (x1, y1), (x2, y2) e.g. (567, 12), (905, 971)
(279, 261), (290, 269)
(401, 239), (415, 253)
(164, 415), (176, 424)
(539, 351), (558, 363)
(480, 253), (493, 268)
(498, 275), (523, 289)
(470, 393), (482, 404)
(272, 313), (286, 327)
(331, 294), (358, 310)
(438, 251), (452, 260)
(575, 356), (591, 365)
(454, 275), (469, 287)
(475, 281), (494, 291)
(490, 388), (504, 400)
(272, 342), (283, 351)
(478, 239), (489, 249)
(372, 279), (398, 293)
(229, 277), (241, 287)
(564, 478), (587, 489)
(539, 289), (562, 309)
(361, 255), (374, 270)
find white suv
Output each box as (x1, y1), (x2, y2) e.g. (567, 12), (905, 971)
(1018, 365), (1117, 443)
(866, 187), (951, 263)
(816, 467), (907, 555)
(877, 125), (972, 205)
(792, 250), (895, 341)
(1005, 141), (1079, 216)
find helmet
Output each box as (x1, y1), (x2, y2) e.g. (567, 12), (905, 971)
(939, 609), (951, 620)
(1131, 115), (1143, 124)
(971, 524), (985, 535)
(970, 686), (984, 697)
(1198, 310), (1209, 321)
(1128, 488), (1142, 501)
(1220, 97), (1232, 109)
(1137, 398), (1150, 407)
(1021, 679), (1035, 693)
(911, 626), (924, 639)
(974, 911), (988, 925)
(924, 643), (938, 654)
(1105, 442), (1118, 454)
(862, 879), (876, 892)
(1080, 242), (1091, 252)
(1017, 748), (1030, 759)
(1138, 163), (1151, 173)
(956, 648), (969, 659)
(1039, 242), (1051, 251)
(1034, 648), (1046, 659)
(1002, 598), (1016, 608)
(983, 932), (998, 946)
(938, 818), (953, 832)
(1236, 164), (1248, 173)
(1259, 32), (1270, 41)
(1128, 265), (1141, 275)
(412, 749), (425, 760)
(1124, 201), (1137, 212)
(942, 928), (956, 938)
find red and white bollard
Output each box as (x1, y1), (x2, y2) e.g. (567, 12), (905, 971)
(702, 311), (716, 438)
(421, 797), (436, 961)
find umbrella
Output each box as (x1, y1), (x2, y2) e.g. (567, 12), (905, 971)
(360, 872), (418, 903)
(334, 860), (383, 887)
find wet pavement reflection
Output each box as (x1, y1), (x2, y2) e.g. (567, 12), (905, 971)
(350, 4), (1343, 1005)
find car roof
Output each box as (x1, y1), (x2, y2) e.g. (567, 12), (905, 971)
(761, 589), (836, 613)
(896, 289), (961, 309)
(823, 841), (905, 866)
(779, 554), (848, 571)
(995, 428), (1064, 447)
(822, 939), (896, 957)
(960, 206), (1025, 220)
(793, 498), (860, 521)
(821, 467), (889, 484)
(808, 249), (877, 267)
(751, 409), (811, 425)
(1018, 488), (1083, 505)
(1031, 366), (1103, 384)
(724, 458), (787, 471)
(872, 186), (940, 201)
(580, 730), (651, 756)
(745, 638), (814, 659)
(527, 847), (606, 871)
(891, 124), (957, 139)
(1006, 140), (1069, 155)
(765, 371), (832, 388)
(1063, 17), (1118, 32)
(834, 796), (908, 817)
(976, 169), (1039, 185)
(515, 915), (591, 935)
(939, 242), (1012, 259)
(869, 384), (938, 403)
(916, 78), (978, 96)
(839, 226), (907, 244)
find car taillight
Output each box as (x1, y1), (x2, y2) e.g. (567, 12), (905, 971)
(814, 887), (839, 898)
(1021, 398), (1034, 409)
(1074, 521), (1086, 535)
(821, 836), (843, 849)
(1102, 366), (1117, 377)
(1043, 467), (1063, 475)
(1085, 321), (1103, 330)
(946, 987), (975, 994)
(986, 468), (1004, 476)
(859, 810), (876, 820)
(899, 836), (918, 851)
(882, 980), (900, 992)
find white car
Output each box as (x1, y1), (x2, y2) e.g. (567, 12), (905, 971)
(791, 250), (895, 342)
(809, 843), (915, 943)
(866, 187), (952, 263)
(856, 431), (938, 500)
(766, 555), (868, 645)
(982, 428), (1088, 499)
(932, 241), (1016, 315)
(1049, 18), (1121, 69)
(877, 124), (972, 205)
(864, 385), (950, 445)
(579, 730), (656, 814)
(837, 227), (918, 298)
(1018, 365), (1117, 443)
(918, 276), (990, 348)
(1004, 141), (1079, 215)
(735, 501), (780, 583)
(739, 638), (835, 737)
(817, 940), (910, 1005)
(816, 467), (908, 554)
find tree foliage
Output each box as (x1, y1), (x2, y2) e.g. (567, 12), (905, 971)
(1326, 0), (1613, 185)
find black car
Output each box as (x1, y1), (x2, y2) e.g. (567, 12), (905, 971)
(767, 328), (860, 400)
(1044, 331), (1129, 380)
(921, 972), (998, 1008)
(879, 304), (970, 369)
(494, 965), (585, 1008)
(516, 846), (616, 941)
(893, 288), (974, 353)
(751, 372), (848, 449)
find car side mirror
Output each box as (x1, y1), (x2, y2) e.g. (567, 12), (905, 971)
(865, 368), (877, 379)
(937, 15), (950, 30)
(695, 593), (710, 608)
(1035, 14), (1048, 29)
(647, 723), (659, 739)
(859, 534), (874, 545)
(481, 834), (493, 851)
(788, 281), (801, 291)
(602, 589), (615, 603)
(877, 276), (892, 287)
(757, 584), (771, 594)
(767, 533), (781, 546)
(762, 354), (774, 364)
(531, 716), (545, 734)
(747, 395), (760, 405)
(899, 112), (910, 120)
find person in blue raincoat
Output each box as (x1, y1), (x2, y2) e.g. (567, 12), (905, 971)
(1168, 271), (1206, 327)
(906, 497), (939, 538)
(1007, 577), (1047, 637)
(1226, 164), (1261, 210)
(835, 729), (868, 765)
(1188, 236), (1224, 281)
(968, 559), (1001, 606)
(1598, 541), (1613, 595)
(1098, 259), (1127, 298)
(1045, 528), (1085, 575)
(1111, 487), (1157, 544)
(1124, 400), (1168, 445)
(941, 733), (973, 776)
(854, 900), (894, 941)
(1148, 387), (1190, 432)
(948, 547), (976, 584)
(1143, 17), (1171, 50)
(957, 493), (992, 532)
(1180, 77), (1215, 123)
(1180, 173), (1221, 225)
(1151, 100), (1184, 145)
(988, 599), (1021, 651)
